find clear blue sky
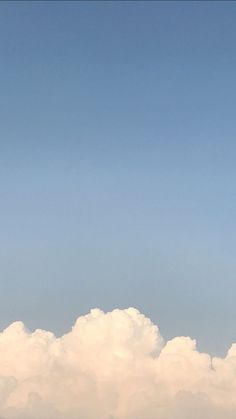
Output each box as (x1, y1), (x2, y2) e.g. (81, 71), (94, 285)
(1, 1), (236, 355)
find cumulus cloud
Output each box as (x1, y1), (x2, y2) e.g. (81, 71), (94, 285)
(0, 307), (235, 418)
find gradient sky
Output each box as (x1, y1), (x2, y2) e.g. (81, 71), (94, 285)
(1, 1), (236, 355)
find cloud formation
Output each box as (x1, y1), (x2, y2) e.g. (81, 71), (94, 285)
(0, 307), (236, 418)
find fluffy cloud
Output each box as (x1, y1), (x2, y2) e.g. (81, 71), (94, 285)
(0, 307), (235, 418)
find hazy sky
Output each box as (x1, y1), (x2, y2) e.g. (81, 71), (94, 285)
(1, 1), (236, 355)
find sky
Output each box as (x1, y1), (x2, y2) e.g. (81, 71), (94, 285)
(1, 1), (236, 356)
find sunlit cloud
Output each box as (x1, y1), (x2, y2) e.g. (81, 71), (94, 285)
(0, 308), (235, 418)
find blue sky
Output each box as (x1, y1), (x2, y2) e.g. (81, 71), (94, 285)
(1, 1), (236, 355)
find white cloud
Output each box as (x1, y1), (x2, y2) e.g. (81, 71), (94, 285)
(0, 307), (235, 418)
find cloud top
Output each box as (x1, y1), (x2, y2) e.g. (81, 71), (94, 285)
(0, 307), (235, 418)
